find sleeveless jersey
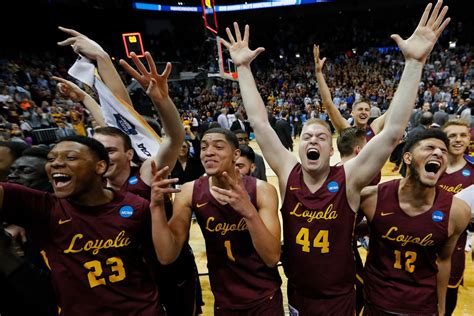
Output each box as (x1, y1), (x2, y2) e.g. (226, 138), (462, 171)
(192, 175), (281, 309)
(437, 161), (474, 287)
(365, 125), (376, 141)
(281, 163), (356, 297)
(364, 179), (453, 314)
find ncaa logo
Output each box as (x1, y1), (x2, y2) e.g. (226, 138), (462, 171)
(432, 210), (444, 222)
(366, 130), (372, 136)
(119, 205), (134, 218)
(128, 176), (139, 185)
(327, 181), (339, 193)
(462, 169), (471, 177)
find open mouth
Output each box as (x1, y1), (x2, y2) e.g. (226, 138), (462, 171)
(52, 173), (72, 188)
(307, 149), (320, 161)
(424, 161), (441, 175)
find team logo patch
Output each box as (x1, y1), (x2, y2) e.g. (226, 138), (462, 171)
(366, 130), (373, 136)
(462, 169), (471, 177)
(327, 181), (339, 193)
(432, 210), (444, 222)
(119, 205), (134, 218)
(113, 114), (138, 135)
(128, 176), (139, 185)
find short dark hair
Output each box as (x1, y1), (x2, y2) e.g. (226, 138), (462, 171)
(56, 136), (110, 170)
(419, 112), (433, 126)
(400, 129), (449, 177)
(22, 147), (50, 160)
(233, 129), (247, 136)
(94, 126), (133, 151)
(0, 141), (29, 160)
(402, 128), (449, 155)
(337, 127), (366, 157)
(203, 127), (239, 149)
(238, 144), (255, 163)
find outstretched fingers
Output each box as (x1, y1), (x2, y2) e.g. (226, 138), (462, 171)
(119, 59), (141, 79)
(435, 17), (450, 38)
(432, 5), (449, 32)
(417, 3), (433, 28)
(426, 0), (442, 27)
(233, 22), (242, 42)
(145, 52), (158, 76)
(226, 27), (236, 45)
(243, 24), (250, 43)
(161, 62), (172, 79)
(58, 26), (82, 37)
(131, 52), (150, 76)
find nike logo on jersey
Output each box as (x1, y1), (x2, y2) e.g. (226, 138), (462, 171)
(289, 186), (301, 191)
(380, 212), (394, 217)
(58, 218), (72, 225)
(196, 202), (208, 208)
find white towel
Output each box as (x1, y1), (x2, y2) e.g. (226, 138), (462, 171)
(68, 57), (161, 160)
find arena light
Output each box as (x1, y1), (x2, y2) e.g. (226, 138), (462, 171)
(449, 41), (456, 49)
(134, 0), (334, 13)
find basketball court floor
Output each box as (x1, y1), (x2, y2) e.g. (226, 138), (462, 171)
(188, 136), (474, 315)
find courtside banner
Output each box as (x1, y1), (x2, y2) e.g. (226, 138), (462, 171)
(68, 57), (161, 160)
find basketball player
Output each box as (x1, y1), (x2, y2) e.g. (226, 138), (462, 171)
(0, 136), (164, 315)
(55, 48), (202, 315)
(313, 45), (386, 141)
(150, 128), (284, 315)
(222, 1), (450, 314)
(235, 144), (256, 177)
(335, 127), (372, 315)
(438, 119), (473, 315)
(360, 129), (470, 315)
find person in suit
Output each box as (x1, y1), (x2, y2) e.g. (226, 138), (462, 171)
(275, 110), (293, 151)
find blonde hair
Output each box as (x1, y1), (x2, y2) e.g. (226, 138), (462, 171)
(442, 119), (470, 131)
(303, 118), (332, 134)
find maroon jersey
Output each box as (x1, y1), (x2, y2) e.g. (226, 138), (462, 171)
(121, 166), (151, 201)
(192, 175), (281, 309)
(120, 166), (201, 314)
(0, 183), (160, 316)
(365, 125), (376, 141)
(281, 164), (356, 298)
(437, 161), (474, 287)
(364, 179), (452, 314)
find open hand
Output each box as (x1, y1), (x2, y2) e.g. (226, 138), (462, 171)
(221, 22), (265, 67)
(391, 0), (450, 63)
(119, 52), (171, 102)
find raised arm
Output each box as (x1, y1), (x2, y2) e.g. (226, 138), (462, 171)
(57, 26), (132, 105)
(149, 164), (192, 264)
(345, 0), (450, 201)
(211, 170), (281, 267)
(436, 197), (470, 315)
(221, 23), (297, 182)
(52, 76), (106, 127)
(119, 52), (185, 185)
(313, 45), (350, 133)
